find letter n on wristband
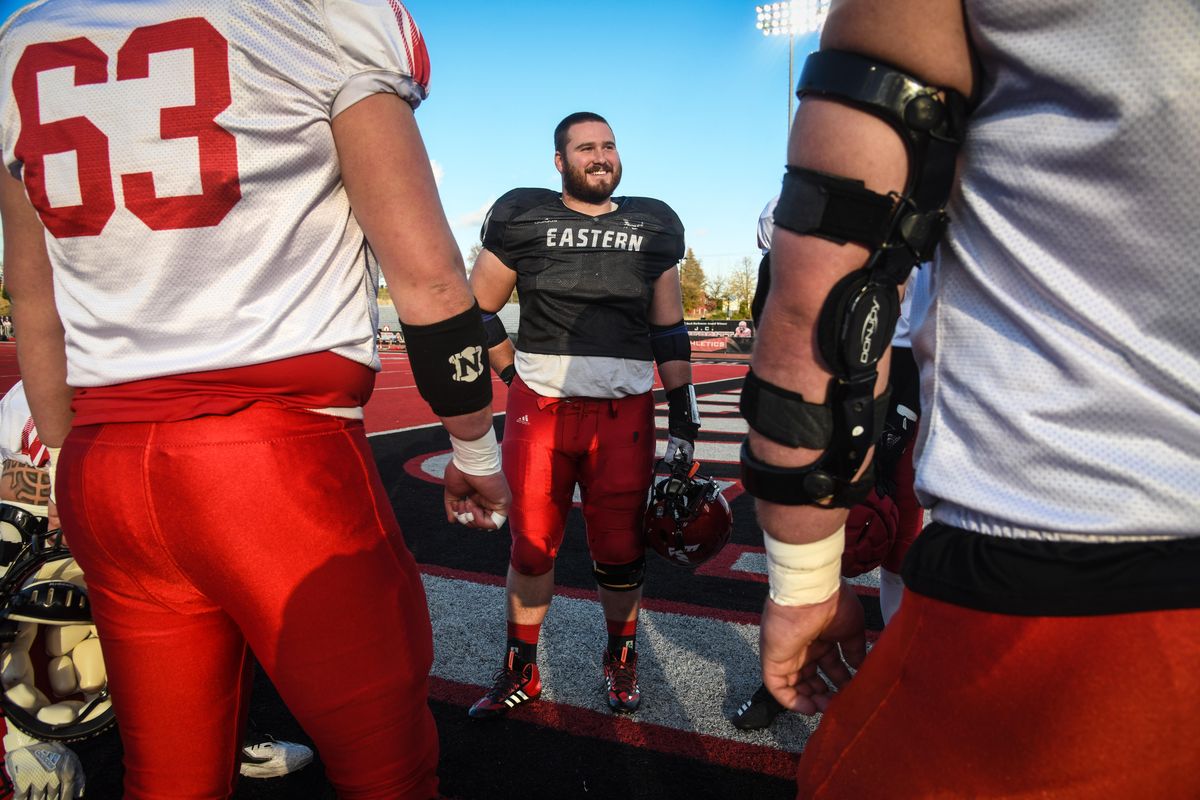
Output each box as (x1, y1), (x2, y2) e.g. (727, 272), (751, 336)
(400, 303), (493, 417)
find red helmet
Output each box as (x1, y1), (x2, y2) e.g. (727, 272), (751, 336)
(840, 487), (900, 578)
(644, 461), (732, 567)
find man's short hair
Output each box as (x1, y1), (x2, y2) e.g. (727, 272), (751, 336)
(554, 112), (610, 154)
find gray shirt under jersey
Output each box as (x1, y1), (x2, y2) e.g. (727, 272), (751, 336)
(913, 0), (1200, 541)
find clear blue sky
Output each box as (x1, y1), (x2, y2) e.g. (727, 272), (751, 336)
(0, 0), (820, 279)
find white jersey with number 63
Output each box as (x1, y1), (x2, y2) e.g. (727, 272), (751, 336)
(0, 0), (430, 387)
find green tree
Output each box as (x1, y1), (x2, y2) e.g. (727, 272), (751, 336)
(679, 248), (707, 317)
(706, 275), (729, 319)
(728, 256), (757, 319)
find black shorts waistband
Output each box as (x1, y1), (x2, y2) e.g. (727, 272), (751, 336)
(902, 523), (1200, 616)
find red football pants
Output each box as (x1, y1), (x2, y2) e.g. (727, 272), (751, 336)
(796, 591), (1200, 798)
(58, 406), (438, 799)
(503, 377), (655, 574)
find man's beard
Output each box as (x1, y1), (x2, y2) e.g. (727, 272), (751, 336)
(563, 161), (622, 204)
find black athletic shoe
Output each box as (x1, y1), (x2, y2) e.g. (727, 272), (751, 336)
(602, 647), (641, 713)
(468, 653), (542, 719)
(731, 684), (785, 731)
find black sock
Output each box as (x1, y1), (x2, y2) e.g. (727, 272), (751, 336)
(607, 633), (636, 657)
(506, 637), (537, 666)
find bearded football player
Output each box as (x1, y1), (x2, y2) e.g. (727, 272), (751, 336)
(467, 112), (701, 717)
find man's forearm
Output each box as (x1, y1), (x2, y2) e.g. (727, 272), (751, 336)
(488, 340), (516, 377)
(657, 359), (692, 394)
(0, 460), (50, 506)
(12, 311), (73, 448)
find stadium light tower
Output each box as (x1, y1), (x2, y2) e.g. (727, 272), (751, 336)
(754, 1), (831, 133)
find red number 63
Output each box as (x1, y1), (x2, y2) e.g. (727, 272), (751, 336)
(12, 17), (241, 238)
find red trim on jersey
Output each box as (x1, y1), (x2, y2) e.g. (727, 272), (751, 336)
(70, 352), (375, 426)
(387, 0), (430, 87)
(20, 417), (49, 466)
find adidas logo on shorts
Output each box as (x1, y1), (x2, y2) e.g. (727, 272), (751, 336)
(515, 415), (530, 425)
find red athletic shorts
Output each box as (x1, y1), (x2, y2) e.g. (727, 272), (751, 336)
(796, 590), (1200, 798)
(58, 406), (438, 799)
(502, 376), (655, 575)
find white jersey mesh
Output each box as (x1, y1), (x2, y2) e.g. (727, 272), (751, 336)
(914, 0), (1200, 539)
(0, 0), (430, 386)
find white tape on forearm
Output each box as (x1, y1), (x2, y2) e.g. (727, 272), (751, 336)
(763, 526), (844, 607)
(449, 428), (501, 476)
(46, 446), (61, 505)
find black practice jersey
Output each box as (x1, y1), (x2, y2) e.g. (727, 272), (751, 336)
(481, 188), (685, 360)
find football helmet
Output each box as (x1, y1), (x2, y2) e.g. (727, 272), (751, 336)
(0, 511), (115, 743)
(840, 487), (900, 578)
(644, 458), (732, 567)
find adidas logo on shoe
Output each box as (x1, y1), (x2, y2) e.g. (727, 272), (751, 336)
(730, 683), (785, 731)
(468, 653), (542, 719)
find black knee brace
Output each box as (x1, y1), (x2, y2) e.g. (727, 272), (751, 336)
(593, 557), (645, 592)
(741, 50), (968, 508)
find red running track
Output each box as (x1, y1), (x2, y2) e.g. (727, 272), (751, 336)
(0, 344), (747, 434)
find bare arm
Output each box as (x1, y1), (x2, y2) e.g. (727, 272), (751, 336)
(469, 248), (517, 376)
(753, 0), (974, 712)
(333, 93), (491, 442)
(0, 173), (72, 448)
(333, 94), (509, 528)
(752, 0), (974, 546)
(648, 266), (691, 392)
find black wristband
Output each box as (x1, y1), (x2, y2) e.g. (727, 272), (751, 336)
(499, 364), (516, 386)
(481, 310), (509, 349)
(400, 302), (493, 417)
(650, 320), (691, 366)
(666, 384), (699, 441)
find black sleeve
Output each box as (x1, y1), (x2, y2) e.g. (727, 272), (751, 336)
(660, 202), (686, 265)
(479, 188), (532, 269)
(643, 199), (686, 280)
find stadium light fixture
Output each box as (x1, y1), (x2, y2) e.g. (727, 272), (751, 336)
(753, 1), (831, 132)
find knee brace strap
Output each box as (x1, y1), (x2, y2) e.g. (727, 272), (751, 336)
(740, 370), (890, 507)
(593, 557), (645, 592)
(785, 49), (969, 283)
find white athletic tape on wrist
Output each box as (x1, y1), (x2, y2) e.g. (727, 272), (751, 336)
(449, 428), (501, 476)
(455, 511), (507, 529)
(763, 526), (844, 606)
(46, 447), (61, 506)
